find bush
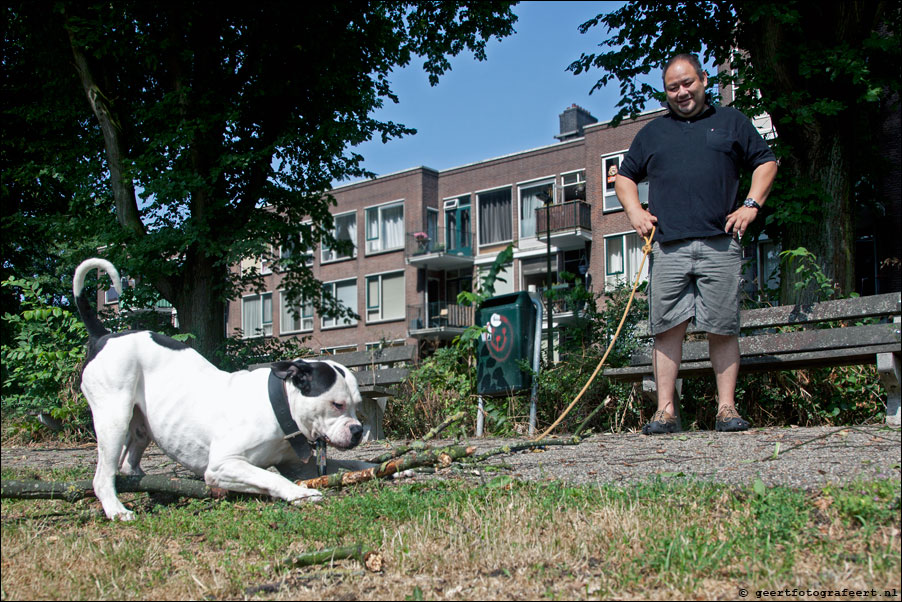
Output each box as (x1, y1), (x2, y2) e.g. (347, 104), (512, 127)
(1, 277), (91, 438)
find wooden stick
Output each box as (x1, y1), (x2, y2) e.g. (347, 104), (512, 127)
(468, 435), (584, 463)
(298, 444), (475, 490)
(1, 475), (228, 502)
(367, 411), (467, 464)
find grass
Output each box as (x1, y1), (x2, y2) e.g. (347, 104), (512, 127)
(2, 469), (900, 600)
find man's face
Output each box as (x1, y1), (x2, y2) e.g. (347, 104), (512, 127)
(664, 60), (708, 118)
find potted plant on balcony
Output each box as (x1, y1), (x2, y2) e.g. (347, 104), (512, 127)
(413, 232), (430, 254)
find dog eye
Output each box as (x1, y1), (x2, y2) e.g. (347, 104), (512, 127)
(331, 401), (345, 411)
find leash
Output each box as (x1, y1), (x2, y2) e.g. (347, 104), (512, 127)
(534, 227), (655, 442)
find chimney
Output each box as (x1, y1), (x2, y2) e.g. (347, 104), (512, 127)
(555, 104), (598, 141)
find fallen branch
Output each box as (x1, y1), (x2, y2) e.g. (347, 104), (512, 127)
(299, 444), (475, 490)
(273, 543), (381, 572)
(367, 411), (466, 464)
(1, 475), (228, 502)
(468, 435), (584, 463)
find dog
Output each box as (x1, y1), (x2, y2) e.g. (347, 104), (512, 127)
(74, 258), (374, 520)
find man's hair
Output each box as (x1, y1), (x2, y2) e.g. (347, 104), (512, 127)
(662, 53), (706, 82)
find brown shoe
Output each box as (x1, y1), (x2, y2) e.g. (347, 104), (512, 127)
(642, 410), (681, 434)
(716, 406), (750, 432)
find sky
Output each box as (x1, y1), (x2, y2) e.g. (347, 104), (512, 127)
(347, 1), (643, 181)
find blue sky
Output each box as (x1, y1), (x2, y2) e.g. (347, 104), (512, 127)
(348, 1), (640, 180)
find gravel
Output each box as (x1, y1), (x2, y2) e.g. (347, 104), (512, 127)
(3, 425), (899, 491)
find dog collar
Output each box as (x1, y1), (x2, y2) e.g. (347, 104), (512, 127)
(267, 370), (314, 462)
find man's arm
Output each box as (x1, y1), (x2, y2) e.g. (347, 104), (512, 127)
(615, 174), (657, 239)
(724, 160), (778, 239)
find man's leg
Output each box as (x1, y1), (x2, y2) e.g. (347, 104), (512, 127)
(709, 332), (749, 431)
(708, 333), (739, 408)
(653, 319), (690, 417)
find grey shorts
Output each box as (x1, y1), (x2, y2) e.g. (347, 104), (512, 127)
(648, 235), (741, 336)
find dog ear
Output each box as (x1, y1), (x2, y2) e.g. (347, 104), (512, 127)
(270, 359), (312, 384)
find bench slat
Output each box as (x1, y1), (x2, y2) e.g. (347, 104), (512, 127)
(634, 292), (901, 337)
(607, 344), (900, 380)
(353, 367), (411, 388)
(628, 322), (900, 365)
(319, 345), (416, 368)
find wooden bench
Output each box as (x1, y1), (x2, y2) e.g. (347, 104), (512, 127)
(252, 344), (416, 440)
(603, 293), (901, 426)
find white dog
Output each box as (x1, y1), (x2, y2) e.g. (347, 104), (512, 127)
(74, 258), (373, 520)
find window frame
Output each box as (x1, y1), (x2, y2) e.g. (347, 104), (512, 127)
(603, 231), (649, 289)
(365, 200), (405, 255)
(241, 292), (273, 339)
(517, 177), (555, 240)
(365, 270), (406, 323)
(321, 278), (358, 329)
(476, 186), (513, 248)
(321, 210), (357, 264)
(279, 290), (314, 335)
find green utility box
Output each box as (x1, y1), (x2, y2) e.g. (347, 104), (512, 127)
(476, 291), (538, 396)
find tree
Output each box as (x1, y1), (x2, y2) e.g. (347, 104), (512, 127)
(569, 1), (901, 302)
(3, 2), (517, 359)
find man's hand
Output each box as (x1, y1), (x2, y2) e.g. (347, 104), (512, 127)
(626, 207), (658, 240)
(724, 206), (758, 239)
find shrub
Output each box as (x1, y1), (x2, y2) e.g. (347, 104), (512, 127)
(1, 277), (91, 438)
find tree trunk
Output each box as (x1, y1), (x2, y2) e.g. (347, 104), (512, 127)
(173, 253), (229, 362)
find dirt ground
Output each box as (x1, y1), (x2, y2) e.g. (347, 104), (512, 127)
(3, 424), (899, 490)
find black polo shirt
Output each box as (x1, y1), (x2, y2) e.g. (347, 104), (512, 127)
(618, 105), (775, 243)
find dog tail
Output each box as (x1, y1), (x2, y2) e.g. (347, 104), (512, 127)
(73, 258), (121, 340)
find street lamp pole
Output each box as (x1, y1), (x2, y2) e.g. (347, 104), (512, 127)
(538, 189), (554, 365)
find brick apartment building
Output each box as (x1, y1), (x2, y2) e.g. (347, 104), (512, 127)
(223, 105), (782, 357)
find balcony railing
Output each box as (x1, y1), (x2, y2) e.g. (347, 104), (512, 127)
(535, 200), (592, 235)
(406, 227), (473, 257)
(407, 301), (474, 332)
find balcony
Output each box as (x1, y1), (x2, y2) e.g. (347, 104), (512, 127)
(408, 301), (474, 340)
(536, 200), (592, 250)
(406, 227), (474, 270)
(540, 285), (589, 327)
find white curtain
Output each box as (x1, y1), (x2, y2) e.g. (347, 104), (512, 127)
(519, 185), (543, 238)
(382, 205), (404, 250)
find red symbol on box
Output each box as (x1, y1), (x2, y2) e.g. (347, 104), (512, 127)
(486, 314), (513, 362)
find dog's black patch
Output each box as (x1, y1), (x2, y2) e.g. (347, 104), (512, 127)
(85, 331), (137, 366)
(149, 331), (190, 351)
(84, 330), (188, 368)
(271, 360), (338, 397)
(332, 364), (346, 378)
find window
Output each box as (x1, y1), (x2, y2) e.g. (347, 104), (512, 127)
(366, 271), (405, 322)
(519, 180), (554, 239)
(242, 293), (273, 338)
(280, 224), (314, 269)
(602, 153), (649, 212)
(561, 170), (586, 202)
(604, 232), (649, 289)
(104, 276), (133, 304)
(322, 279), (357, 328)
(279, 291), (313, 334)
(322, 212), (357, 263)
(477, 260), (514, 296)
(322, 344), (358, 355)
(477, 188), (512, 246)
(365, 201), (404, 253)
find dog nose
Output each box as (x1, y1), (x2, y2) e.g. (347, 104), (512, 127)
(349, 423), (363, 446)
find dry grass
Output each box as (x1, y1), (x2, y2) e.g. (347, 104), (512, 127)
(2, 478), (900, 600)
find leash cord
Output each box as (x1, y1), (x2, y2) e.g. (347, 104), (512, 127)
(534, 227), (655, 442)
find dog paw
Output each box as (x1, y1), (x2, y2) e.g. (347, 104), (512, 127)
(388, 469), (417, 480)
(289, 488), (323, 504)
(109, 509), (136, 521)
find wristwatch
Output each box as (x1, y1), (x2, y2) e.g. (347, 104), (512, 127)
(743, 198), (761, 210)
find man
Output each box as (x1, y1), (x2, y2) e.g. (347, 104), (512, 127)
(615, 53), (778, 434)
